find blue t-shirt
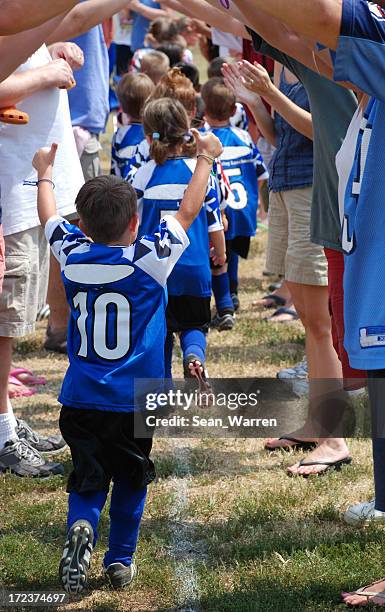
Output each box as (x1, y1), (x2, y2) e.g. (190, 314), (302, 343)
(334, 0), (385, 369)
(133, 157), (223, 297)
(210, 126), (268, 239)
(131, 0), (161, 52)
(269, 72), (313, 193)
(111, 123), (149, 181)
(45, 214), (189, 411)
(68, 25), (109, 133)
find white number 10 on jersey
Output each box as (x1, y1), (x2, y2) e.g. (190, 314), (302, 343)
(73, 291), (131, 360)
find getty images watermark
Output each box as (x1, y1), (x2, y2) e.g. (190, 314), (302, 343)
(133, 378), (369, 439)
(144, 388), (277, 430)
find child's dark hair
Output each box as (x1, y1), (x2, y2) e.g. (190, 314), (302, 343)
(157, 43), (184, 67)
(117, 73), (155, 120)
(207, 56), (226, 79)
(143, 97), (196, 165)
(201, 77), (236, 122)
(150, 67), (196, 115)
(175, 62), (200, 90)
(75, 175), (137, 244)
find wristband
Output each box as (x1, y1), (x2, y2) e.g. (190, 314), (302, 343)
(197, 154), (215, 165)
(24, 179), (55, 189)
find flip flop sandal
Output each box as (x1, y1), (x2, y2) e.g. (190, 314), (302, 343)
(10, 368), (46, 387)
(257, 294), (287, 309)
(268, 307), (299, 322)
(8, 376), (36, 399)
(288, 456), (352, 478)
(343, 579), (385, 604)
(264, 436), (317, 452)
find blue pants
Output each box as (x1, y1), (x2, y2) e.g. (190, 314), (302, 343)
(67, 479), (147, 568)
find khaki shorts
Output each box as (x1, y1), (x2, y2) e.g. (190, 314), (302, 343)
(80, 133), (102, 181)
(0, 226), (49, 337)
(266, 187), (328, 286)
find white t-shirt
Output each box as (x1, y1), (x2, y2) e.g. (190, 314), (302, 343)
(211, 28), (243, 56)
(335, 104), (363, 226)
(113, 12), (133, 47)
(0, 45), (84, 236)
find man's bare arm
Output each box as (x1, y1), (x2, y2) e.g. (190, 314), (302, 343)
(232, 0), (342, 51)
(162, 0), (248, 37)
(0, 14), (67, 82)
(46, 0), (137, 44)
(0, 0), (78, 35)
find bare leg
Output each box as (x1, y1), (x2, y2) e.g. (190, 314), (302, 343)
(285, 282), (349, 475)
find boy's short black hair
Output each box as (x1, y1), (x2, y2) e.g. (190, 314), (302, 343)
(75, 175), (138, 244)
(175, 61), (200, 90)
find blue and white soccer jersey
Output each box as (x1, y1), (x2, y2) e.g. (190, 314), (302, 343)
(211, 126), (268, 240)
(45, 214), (189, 411)
(230, 102), (249, 131)
(133, 157), (223, 297)
(334, 0), (385, 369)
(111, 123), (149, 181)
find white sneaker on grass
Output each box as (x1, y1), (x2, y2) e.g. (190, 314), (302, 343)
(344, 500), (385, 527)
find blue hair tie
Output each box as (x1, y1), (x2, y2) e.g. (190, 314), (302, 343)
(152, 132), (160, 140)
(183, 131), (193, 143)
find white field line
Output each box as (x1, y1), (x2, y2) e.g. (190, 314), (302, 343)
(168, 440), (204, 612)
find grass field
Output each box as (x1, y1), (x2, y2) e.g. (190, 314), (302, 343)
(0, 99), (381, 610)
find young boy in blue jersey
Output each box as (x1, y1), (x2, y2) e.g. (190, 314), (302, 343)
(32, 127), (222, 594)
(201, 77), (268, 327)
(111, 73), (154, 182)
(133, 96), (226, 391)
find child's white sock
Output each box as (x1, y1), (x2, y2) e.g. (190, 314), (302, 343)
(7, 399), (18, 428)
(0, 413), (18, 449)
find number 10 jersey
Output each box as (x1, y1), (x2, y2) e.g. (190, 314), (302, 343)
(45, 214), (189, 411)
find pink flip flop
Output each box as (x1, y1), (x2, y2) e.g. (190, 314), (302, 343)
(8, 375), (36, 399)
(10, 367), (47, 387)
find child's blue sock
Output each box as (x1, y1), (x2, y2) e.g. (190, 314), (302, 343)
(212, 273), (234, 316)
(228, 251), (239, 295)
(104, 480), (147, 568)
(67, 490), (108, 545)
(180, 329), (206, 364)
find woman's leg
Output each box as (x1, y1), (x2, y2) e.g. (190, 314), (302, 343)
(285, 281), (349, 476)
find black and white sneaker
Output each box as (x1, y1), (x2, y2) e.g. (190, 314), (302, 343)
(16, 419), (67, 455)
(59, 520), (94, 594)
(211, 312), (235, 332)
(104, 561), (137, 589)
(0, 438), (63, 478)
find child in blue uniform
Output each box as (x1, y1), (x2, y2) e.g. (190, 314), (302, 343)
(133, 97), (226, 390)
(201, 77), (268, 325)
(32, 125), (222, 594)
(111, 73), (154, 181)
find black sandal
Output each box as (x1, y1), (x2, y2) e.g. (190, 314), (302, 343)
(264, 436), (317, 452)
(288, 456), (352, 478)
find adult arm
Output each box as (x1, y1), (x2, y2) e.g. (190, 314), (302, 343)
(0, 61), (75, 107)
(46, 0), (137, 44)
(127, 0), (171, 20)
(0, 0), (78, 35)
(232, 0), (342, 51)
(239, 61), (313, 140)
(0, 14), (70, 82)
(161, 0), (248, 37)
(222, 62), (276, 146)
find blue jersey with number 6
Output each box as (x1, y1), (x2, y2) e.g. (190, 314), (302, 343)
(45, 214), (189, 411)
(209, 126), (268, 239)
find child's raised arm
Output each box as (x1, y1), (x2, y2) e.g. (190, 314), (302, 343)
(32, 143), (59, 227)
(175, 129), (223, 232)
